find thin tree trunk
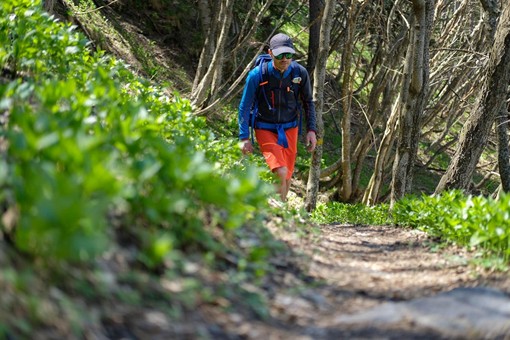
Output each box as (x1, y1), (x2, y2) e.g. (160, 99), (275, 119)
(479, 0), (510, 193)
(307, 0), (324, 77)
(305, 0), (336, 211)
(363, 94), (401, 205)
(338, 2), (357, 202)
(191, 0), (234, 108)
(497, 106), (510, 191)
(192, 0), (218, 92)
(43, 0), (57, 12)
(390, 0), (434, 206)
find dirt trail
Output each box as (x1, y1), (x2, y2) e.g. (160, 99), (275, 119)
(209, 223), (510, 339)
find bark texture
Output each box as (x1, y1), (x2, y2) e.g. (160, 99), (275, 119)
(307, 0), (324, 78)
(191, 0), (234, 108)
(305, 0), (335, 211)
(390, 0), (434, 206)
(497, 106), (510, 192)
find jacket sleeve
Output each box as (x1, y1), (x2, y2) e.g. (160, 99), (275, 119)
(299, 65), (317, 133)
(238, 69), (259, 140)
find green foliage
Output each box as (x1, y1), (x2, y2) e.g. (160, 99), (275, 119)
(393, 191), (510, 262)
(312, 191), (510, 265)
(311, 202), (391, 225)
(0, 0), (270, 266)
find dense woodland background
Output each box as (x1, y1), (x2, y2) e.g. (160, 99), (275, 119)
(44, 0), (510, 210)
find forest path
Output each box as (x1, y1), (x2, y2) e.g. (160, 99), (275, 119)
(211, 223), (510, 339)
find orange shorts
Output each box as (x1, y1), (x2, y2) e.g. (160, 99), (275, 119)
(255, 127), (298, 180)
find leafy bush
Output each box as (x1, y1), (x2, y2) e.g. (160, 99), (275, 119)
(311, 202), (391, 225)
(0, 0), (271, 263)
(313, 190), (509, 263)
(393, 191), (510, 261)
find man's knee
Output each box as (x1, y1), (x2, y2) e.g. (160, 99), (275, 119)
(275, 166), (288, 180)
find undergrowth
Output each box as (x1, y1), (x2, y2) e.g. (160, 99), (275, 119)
(0, 0), (286, 337)
(393, 190), (510, 265)
(312, 191), (510, 267)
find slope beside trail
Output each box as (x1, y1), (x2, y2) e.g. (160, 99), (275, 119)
(201, 221), (510, 340)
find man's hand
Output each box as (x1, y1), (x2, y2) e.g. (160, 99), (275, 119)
(241, 139), (254, 155)
(306, 131), (317, 152)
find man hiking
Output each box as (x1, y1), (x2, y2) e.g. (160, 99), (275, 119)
(238, 33), (317, 202)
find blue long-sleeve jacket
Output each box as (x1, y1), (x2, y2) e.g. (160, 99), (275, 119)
(238, 61), (316, 140)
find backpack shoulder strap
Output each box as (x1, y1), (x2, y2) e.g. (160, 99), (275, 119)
(259, 60), (269, 84)
(290, 61), (302, 93)
(290, 61), (304, 135)
(249, 57), (272, 143)
(257, 60), (272, 110)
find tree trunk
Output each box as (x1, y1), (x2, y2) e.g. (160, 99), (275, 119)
(337, 2), (358, 202)
(497, 106), (510, 191)
(479, 0), (510, 193)
(307, 0), (324, 77)
(43, 0), (57, 12)
(192, 0), (218, 92)
(363, 94), (401, 205)
(390, 0), (434, 206)
(436, 1), (510, 192)
(305, 0), (335, 211)
(191, 0), (234, 108)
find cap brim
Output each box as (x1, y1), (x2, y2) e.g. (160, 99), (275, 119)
(271, 46), (296, 56)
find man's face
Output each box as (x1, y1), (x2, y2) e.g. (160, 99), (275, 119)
(270, 50), (293, 72)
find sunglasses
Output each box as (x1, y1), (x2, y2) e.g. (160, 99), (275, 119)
(274, 53), (294, 60)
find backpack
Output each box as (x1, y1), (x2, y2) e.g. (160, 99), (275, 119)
(248, 54), (303, 144)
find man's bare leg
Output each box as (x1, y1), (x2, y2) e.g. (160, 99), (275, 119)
(283, 178), (292, 201)
(275, 167), (289, 201)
